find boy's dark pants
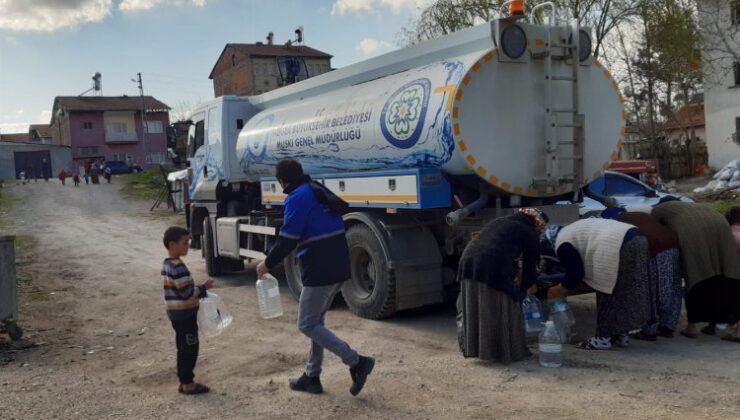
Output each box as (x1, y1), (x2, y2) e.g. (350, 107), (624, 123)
(171, 315), (199, 384)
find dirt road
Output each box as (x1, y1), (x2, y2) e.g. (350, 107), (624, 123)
(1, 180), (739, 419)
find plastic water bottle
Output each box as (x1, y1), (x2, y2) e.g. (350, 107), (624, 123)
(522, 295), (544, 336)
(549, 298), (575, 343)
(198, 292), (233, 338)
(539, 320), (562, 368)
(256, 274), (283, 319)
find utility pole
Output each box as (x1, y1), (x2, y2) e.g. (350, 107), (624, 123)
(132, 72), (148, 164)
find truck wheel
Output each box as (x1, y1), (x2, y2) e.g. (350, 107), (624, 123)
(6, 322), (22, 341)
(284, 250), (303, 301)
(203, 218), (223, 277)
(342, 224), (396, 319)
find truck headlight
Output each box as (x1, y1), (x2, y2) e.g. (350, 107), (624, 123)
(500, 25), (527, 59)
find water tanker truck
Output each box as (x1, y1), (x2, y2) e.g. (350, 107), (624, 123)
(185, 5), (625, 319)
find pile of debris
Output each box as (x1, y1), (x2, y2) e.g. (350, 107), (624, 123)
(693, 160), (740, 193)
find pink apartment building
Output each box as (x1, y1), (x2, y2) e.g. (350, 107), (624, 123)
(49, 96), (171, 168)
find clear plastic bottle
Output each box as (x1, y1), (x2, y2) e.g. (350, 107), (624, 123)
(539, 320), (562, 368)
(256, 274), (283, 319)
(549, 298), (575, 343)
(522, 295), (544, 336)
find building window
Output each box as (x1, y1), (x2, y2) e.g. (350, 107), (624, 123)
(112, 153), (134, 162)
(146, 120), (163, 134)
(232, 54), (236, 67)
(733, 1), (740, 25)
(77, 146), (99, 156)
(145, 152), (165, 164)
(83, 121), (93, 129)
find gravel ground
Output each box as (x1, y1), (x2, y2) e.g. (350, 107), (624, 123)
(1, 180), (739, 419)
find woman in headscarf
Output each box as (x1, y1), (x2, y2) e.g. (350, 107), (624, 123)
(602, 208), (682, 340)
(547, 218), (652, 350)
(651, 201), (740, 342)
(457, 208), (547, 363)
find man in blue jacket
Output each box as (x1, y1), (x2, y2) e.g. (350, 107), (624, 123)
(256, 159), (375, 396)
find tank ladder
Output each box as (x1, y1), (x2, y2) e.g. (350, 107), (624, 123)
(533, 10), (585, 196)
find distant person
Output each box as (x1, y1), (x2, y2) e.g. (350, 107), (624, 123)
(27, 165), (36, 183)
(103, 166), (112, 183)
(652, 201), (740, 342)
(256, 159), (374, 396)
(457, 208), (546, 363)
(41, 158), (50, 181)
(83, 161), (91, 185)
(58, 170), (67, 185)
(547, 218), (652, 350)
(73, 172), (81, 187)
(162, 226), (214, 395)
(19, 170), (26, 185)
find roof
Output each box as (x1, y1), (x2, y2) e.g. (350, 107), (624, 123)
(51, 96), (170, 122)
(29, 124), (53, 138)
(0, 133), (31, 143)
(209, 43), (333, 79)
(665, 103), (705, 130)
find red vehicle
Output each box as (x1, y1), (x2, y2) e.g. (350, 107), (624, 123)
(608, 160), (661, 187)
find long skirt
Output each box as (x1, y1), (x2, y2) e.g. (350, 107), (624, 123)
(457, 279), (531, 363)
(643, 248), (683, 334)
(686, 275), (740, 324)
(595, 236), (653, 337)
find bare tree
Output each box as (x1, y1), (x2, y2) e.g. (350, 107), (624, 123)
(696, 0), (740, 87)
(170, 100), (194, 123)
(400, 0), (640, 59)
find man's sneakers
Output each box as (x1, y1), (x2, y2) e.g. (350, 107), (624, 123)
(349, 355), (375, 396)
(289, 373), (323, 394)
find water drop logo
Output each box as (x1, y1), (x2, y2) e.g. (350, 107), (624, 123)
(380, 78), (430, 149)
(246, 114), (275, 161)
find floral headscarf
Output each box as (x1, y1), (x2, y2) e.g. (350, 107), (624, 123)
(517, 207), (548, 234)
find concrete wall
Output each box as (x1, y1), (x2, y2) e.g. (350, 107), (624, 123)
(0, 141), (73, 180)
(699, 0), (740, 170)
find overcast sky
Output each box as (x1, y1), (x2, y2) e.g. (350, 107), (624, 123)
(0, 0), (430, 134)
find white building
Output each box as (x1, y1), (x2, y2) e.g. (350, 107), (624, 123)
(698, 0), (740, 170)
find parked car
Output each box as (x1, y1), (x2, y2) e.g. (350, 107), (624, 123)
(104, 161), (142, 175)
(562, 171), (693, 217)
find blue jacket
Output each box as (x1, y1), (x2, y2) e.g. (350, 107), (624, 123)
(264, 176), (351, 286)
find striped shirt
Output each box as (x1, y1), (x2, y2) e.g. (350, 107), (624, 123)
(161, 258), (205, 320)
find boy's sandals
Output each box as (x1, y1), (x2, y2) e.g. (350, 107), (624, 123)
(178, 383), (210, 395)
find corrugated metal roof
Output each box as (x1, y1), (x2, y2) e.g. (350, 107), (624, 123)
(52, 96), (170, 113)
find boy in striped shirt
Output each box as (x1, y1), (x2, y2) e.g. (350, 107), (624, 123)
(162, 226), (214, 395)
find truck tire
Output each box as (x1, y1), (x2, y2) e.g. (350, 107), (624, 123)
(342, 224), (396, 319)
(203, 218), (223, 277)
(284, 250), (303, 301)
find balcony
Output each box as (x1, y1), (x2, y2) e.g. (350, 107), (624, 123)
(105, 132), (138, 143)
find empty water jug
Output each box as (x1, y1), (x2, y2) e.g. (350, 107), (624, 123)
(198, 292), (233, 338)
(256, 274), (283, 319)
